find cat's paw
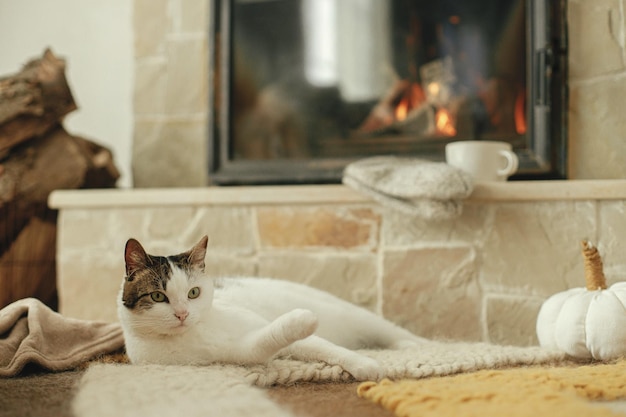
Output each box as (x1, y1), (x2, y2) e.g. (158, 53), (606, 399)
(342, 357), (383, 381)
(279, 309), (318, 341)
(273, 308), (317, 345)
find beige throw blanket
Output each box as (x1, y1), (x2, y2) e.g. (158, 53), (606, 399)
(0, 298), (124, 377)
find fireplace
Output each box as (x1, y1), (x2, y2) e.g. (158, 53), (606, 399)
(208, 0), (567, 185)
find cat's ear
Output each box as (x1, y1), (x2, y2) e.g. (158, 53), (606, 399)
(125, 238), (149, 278)
(188, 235), (208, 271)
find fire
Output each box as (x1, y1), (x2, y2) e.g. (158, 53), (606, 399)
(514, 89), (526, 134)
(435, 108), (456, 136)
(394, 82), (457, 136)
(394, 83), (425, 122)
(395, 99), (409, 121)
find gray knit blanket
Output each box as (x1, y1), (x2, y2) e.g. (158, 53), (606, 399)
(343, 156), (474, 220)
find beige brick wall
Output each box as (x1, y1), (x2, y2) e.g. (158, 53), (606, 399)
(132, 0), (209, 187)
(54, 184), (626, 347)
(567, 0), (626, 178)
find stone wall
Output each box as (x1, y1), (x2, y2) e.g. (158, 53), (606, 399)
(132, 0), (209, 187)
(568, 0), (626, 179)
(131, 0), (626, 187)
(53, 184), (626, 346)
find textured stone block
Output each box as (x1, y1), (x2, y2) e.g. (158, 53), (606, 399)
(145, 207), (198, 241)
(180, 0), (209, 33)
(382, 204), (493, 246)
(134, 0), (169, 57)
(484, 295), (543, 346)
(58, 252), (121, 322)
(193, 207), (256, 254)
(382, 246), (482, 341)
(58, 208), (151, 253)
(133, 119), (208, 187)
(569, 78), (626, 179)
(256, 207), (381, 250)
(205, 254), (257, 278)
(258, 253), (378, 310)
(480, 202), (596, 296)
(134, 58), (168, 114)
(164, 39), (208, 115)
(598, 201), (626, 281)
(568, 0), (624, 79)
(58, 209), (114, 251)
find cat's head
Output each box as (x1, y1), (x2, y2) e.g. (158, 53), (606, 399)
(118, 236), (214, 336)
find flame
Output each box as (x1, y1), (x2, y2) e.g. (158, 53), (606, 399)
(514, 89), (526, 134)
(427, 82), (441, 99)
(395, 99), (409, 121)
(395, 83), (426, 122)
(435, 108), (456, 136)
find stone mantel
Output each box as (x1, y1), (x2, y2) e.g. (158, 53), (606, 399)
(49, 180), (626, 347)
(49, 180), (626, 208)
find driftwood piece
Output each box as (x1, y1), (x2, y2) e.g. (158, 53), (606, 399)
(0, 50), (119, 310)
(0, 125), (119, 253)
(73, 135), (120, 188)
(0, 49), (77, 156)
(0, 215), (57, 310)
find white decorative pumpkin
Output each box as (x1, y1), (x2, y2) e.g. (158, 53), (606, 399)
(536, 240), (626, 361)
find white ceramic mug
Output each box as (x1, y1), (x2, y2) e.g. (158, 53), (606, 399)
(445, 141), (519, 182)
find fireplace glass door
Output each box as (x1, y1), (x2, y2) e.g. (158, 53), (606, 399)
(209, 0), (566, 184)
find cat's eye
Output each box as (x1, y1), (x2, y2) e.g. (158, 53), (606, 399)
(150, 291), (167, 303)
(188, 287), (201, 299)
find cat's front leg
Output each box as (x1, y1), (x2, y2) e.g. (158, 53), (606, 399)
(281, 336), (382, 381)
(241, 308), (318, 363)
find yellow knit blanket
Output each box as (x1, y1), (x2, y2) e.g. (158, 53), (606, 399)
(358, 360), (626, 417)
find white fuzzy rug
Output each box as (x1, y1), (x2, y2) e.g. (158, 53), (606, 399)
(72, 342), (571, 417)
(72, 364), (296, 417)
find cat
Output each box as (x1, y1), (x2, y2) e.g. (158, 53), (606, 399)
(117, 235), (426, 380)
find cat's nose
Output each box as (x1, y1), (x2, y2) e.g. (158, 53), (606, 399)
(175, 311), (189, 322)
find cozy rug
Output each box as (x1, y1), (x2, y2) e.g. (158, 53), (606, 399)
(72, 364), (296, 417)
(70, 342), (575, 417)
(243, 341), (570, 386)
(357, 359), (626, 417)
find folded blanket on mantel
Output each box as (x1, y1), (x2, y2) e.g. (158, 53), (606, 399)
(0, 298), (124, 377)
(343, 156), (474, 220)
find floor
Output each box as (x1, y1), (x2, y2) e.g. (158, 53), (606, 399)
(0, 369), (393, 417)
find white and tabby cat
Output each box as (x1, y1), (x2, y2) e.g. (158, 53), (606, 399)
(118, 236), (425, 379)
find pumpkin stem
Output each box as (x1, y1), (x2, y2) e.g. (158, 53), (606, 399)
(581, 240), (607, 290)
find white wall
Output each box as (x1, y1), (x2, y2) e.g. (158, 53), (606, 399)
(0, 0), (133, 187)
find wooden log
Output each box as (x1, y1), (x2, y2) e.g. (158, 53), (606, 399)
(0, 49), (77, 156)
(0, 215), (58, 310)
(0, 50), (119, 310)
(72, 135), (120, 189)
(0, 125), (119, 253)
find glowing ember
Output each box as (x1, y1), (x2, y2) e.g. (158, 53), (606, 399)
(435, 108), (456, 136)
(427, 82), (441, 98)
(395, 99), (409, 121)
(394, 83), (426, 122)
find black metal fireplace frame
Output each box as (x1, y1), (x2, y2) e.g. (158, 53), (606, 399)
(208, 0), (568, 185)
